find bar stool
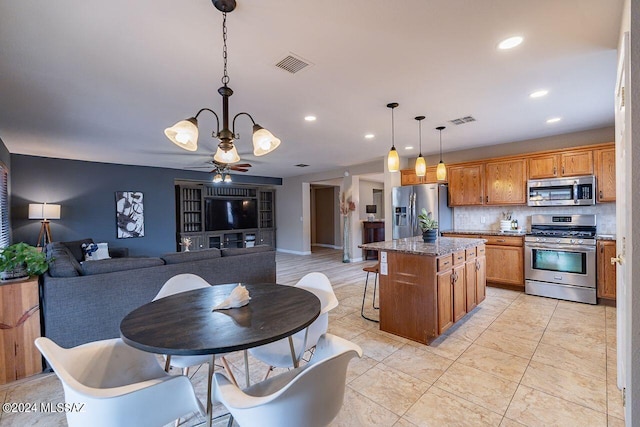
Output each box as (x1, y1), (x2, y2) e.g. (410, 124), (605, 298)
(361, 264), (380, 322)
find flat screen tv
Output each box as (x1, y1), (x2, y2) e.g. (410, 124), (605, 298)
(205, 199), (258, 231)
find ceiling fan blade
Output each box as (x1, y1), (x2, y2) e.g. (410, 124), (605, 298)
(231, 168), (249, 172)
(234, 163), (252, 168)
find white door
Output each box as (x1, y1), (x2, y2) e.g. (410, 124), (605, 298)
(614, 32), (629, 396)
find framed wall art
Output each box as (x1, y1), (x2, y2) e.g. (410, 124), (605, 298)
(115, 191), (144, 238)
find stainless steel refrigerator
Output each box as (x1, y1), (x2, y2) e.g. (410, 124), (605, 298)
(392, 184), (452, 239)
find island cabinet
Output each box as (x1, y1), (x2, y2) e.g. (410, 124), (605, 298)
(464, 245), (486, 311)
(362, 237), (486, 345)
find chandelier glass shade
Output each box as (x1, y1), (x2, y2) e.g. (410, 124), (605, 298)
(436, 126), (447, 181)
(414, 115), (426, 177)
(164, 0), (279, 167)
(386, 102), (400, 172)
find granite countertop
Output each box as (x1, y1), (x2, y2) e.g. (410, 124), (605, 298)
(596, 234), (616, 241)
(359, 236), (486, 256)
(440, 229), (527, 237)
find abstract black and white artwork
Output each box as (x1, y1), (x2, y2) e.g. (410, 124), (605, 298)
(115, 191), (144, 238)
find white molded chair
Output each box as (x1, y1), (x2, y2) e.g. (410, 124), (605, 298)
(248, 272), (339, 376)
(214, 333), (362, 427)
(35, 337), (205, 427)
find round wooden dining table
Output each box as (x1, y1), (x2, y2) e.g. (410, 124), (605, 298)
(120, 282), (321, 427)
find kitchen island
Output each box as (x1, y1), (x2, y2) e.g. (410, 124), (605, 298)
(360, 236), (486, 344)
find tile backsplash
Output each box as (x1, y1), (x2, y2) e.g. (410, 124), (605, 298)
(453, 203), (616, 235)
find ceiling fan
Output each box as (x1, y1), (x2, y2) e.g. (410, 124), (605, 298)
(209, 160), (252, 183)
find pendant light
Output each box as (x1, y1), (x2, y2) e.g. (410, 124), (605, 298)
(387, 102), (399, 172)
(436, 126), (447, 181)
(414, 116), (426, 177)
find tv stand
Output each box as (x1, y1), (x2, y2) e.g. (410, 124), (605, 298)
(175, 182), (276, 251)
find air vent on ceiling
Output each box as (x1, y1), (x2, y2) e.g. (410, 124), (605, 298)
(449, 115), (476, 125)
(295, 164), (310, 168)
(275, 54), (311, 74)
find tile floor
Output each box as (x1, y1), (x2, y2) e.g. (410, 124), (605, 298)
(0, 248), (625, 426)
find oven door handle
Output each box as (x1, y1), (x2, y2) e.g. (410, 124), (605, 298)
(525, 243), (596, 252)
(573, 181), (579, 204)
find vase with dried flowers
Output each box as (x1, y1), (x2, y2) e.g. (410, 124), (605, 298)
(339, 192), (356, 262)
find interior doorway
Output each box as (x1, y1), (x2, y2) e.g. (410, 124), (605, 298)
(310, 184), (340, 251)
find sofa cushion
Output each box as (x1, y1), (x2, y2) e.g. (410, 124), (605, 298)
(161, 248), (222, 265)
(46, 243), (81, 277)
(60, 238), (94, 262)
(81, 257), (165, 276)
(221, 245), (274, 257)
(82, 242), (111, 261)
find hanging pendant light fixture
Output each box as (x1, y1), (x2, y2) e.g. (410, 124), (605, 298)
(436, 126), (447, 181)
(164, 0), (280, 166)
(414, 116), (426, 177)
(386, 103), (400, 172)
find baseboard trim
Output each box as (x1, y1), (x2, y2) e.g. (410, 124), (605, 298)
(311, 244), (341, 249)
(276, 248), (312, 256)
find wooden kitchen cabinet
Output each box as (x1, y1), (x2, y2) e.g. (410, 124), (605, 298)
(597, 240), (617, 301)
(448, 164), (484, 206)
(594, 147), (616, 202)
(437, 266), (454, 335)
(0, 277), (42, 384)
(484, 159), (527, 205)
(465, 247), (477, 311)
(528, 154), (560, 179)
(401, 166), (442, 186)
(475, 249), (487, 304)
(452, 263), (466, 323)
(561, 150), (593, 176)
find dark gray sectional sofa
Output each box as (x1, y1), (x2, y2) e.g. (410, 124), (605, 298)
(40, 240), (276, 348)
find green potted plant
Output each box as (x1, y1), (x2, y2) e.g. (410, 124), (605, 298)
(0, 242), (49, 281)
(418, 208), (438, 243)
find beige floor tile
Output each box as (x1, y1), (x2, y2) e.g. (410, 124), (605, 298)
(329, 304), (359, 321)
(351, 330), (404, 362)
(434, 362), (518, 414)
(496, 308), (553, 328)
(500, 418), (527, 427)
(608, 415), (626, 427)
(457, 344), (529, 383)
(555, 299), (605, 315)
(511, 293), (558, 308)
(329, 318), (368, 340)
(472, 302), (509, 318)
(486, 287), (521, 300)
(403, 386), (503, 427)
(475, 328), (539, 359)
(505, 385), (607, 427)
(393, 418), (418, 427)
(461, 311), (499, 329)
(374, 328), (411, 345)
(340, 311), (382, 331)
(551, 308), (605, 329)
(340, 294), (367, 309)
(349, 364), (430, 416)
(520, 360), (607, 413)
(545, 316), (606, 343)
(346, 354), (378, 384)
(382, 344), (453, 385)
(420, 334), (471, 361)
(443, 320), (487, 343)
(488, 318), (546, 342)
(607, 380), (625, 420)
(539, 329), (606, 356)
(329, 387), (399, 427)
(532, 342), (606, 381)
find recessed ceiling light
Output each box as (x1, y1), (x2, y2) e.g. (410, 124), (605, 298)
(304, 115), (316, 122)
(546, 117), (562, 124)
(498, 36), (523, 50)
(364, 134), (375, 139)
(404, 146), (414, 150)
(530, 90), (549, 98)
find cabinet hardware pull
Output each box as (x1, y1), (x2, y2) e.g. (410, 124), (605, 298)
(553, 166), (557, 175)
(562, 166), (565, 174)
(479, 196), (482, 202)
(476, 260), (480, 270)
(599, 190), (603, 199)
(496, 239), (505, 243)
(486, 196), (489, 203)
(600, 245), (604, 253)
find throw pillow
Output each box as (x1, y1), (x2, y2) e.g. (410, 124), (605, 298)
(82, 242), (111, 261)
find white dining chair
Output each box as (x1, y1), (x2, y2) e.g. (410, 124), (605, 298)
(248, 272), (339, 379)
(214, 333), (362, 427)
(153, 273), (241, 386)
(35, 337), (205, 427)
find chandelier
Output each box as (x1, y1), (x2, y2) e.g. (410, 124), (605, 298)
(164, 0), (280, 165)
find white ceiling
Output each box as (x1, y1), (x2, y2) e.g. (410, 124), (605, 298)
(0, 0), (624, 178)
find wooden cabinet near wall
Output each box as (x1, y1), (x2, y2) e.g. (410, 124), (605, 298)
(561, 150), (593, 176)
(528, 154), (560, 179)
(448, 164), (484, 206)
(595, 147), (616, 202)
(597, 240), (617, 301)
(484, 159), (527, 205)
(1, 277), (42, 385)
(400, 166), (443, 186)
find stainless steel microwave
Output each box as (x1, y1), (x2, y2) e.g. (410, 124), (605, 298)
(527, 175), (596, 206)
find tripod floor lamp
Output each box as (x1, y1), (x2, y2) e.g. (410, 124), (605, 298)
(28, 203), (61, 247)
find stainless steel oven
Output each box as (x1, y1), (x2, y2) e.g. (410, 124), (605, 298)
(527, 175), (596, 206)
(524, 214), (597, 304)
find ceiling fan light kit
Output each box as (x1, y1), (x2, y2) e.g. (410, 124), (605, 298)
(165, 0), (280, 172)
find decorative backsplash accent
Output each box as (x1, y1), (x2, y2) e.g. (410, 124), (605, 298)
(453, 203), (616, 235)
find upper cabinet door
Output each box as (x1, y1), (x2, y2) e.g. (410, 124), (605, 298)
(594, 147), (616, 202)
(561, 150), (593, 176)
(448, 164), (484, 206)
(400, 169), (423, 186)
(528, 154), (559, 179)
(485, 159), (527, 205)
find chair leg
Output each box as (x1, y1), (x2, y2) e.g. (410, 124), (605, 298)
(220, 356), (239, 387)
(227, 414), (235, 427)
(372, 272), (379, 310)
(361, 271), (379, 323)
(263, 366), (274, 381)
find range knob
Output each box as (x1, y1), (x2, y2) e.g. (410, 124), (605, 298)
(578, 239), (584, 244)
(556, 239), (561, 243)
(536, 237), (541, 242)
(570, 239), (576, 244)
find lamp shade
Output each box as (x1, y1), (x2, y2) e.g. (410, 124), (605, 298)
(415, 156), (426, 177)
(437, 161), (447, 181)
(213, 145), (241, 164)
(29, 203), (61, 220)
(164, 118), (199, 151)
(387, 147), (399, 172)
(252, 125), (281, 156)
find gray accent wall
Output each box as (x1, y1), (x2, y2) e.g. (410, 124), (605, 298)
(10, 154), (281, 256)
